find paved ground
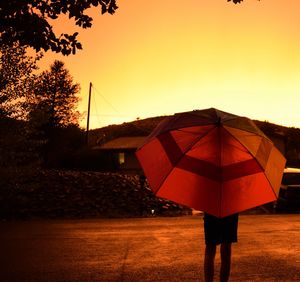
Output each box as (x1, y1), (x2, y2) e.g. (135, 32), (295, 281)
(0, 215), (299, 282)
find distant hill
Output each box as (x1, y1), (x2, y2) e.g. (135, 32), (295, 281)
(88, 115), (288, 145)
(88, 115), (300, 167)
(88, 116), (166, 146)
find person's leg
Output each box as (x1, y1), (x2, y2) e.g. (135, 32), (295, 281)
(204, 244), (217, 282)
(220, 243), (232, 282)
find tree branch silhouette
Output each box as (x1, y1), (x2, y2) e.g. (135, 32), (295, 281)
(0, 0), (118, 55)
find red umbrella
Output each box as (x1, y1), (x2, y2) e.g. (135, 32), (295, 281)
(136, 108), (286, 218)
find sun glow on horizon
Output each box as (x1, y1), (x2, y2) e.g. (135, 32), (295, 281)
(39, 0), (300, 130)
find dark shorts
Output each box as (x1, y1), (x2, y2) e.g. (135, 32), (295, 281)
(204, 213), (239, 245)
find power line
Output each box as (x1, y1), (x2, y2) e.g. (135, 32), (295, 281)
(86, 84), (151, 133)
(92, 85), (120, 114)
(85, 82), (92, 145)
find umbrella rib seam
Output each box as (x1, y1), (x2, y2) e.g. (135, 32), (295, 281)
(223, 127), (266, 172)
(223, 127), (279, 202)
(154, 125), (218, 197)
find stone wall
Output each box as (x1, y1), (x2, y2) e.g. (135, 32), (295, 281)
(0, 167), (191, 220)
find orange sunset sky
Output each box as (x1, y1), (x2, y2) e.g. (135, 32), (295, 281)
(40, 0), (300, 130)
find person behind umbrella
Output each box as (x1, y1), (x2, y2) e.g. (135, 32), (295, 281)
(203, 212), (239, 282)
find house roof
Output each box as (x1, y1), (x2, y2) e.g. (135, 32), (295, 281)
(97, 136), (147, 150)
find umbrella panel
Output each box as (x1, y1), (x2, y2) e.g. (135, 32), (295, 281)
(187, 126), (255, 167)
(170, 126), (263, 182)
(221, 173), (276, 217)
(224, 125), (286, 195)
(156, 167), (221, 216)
(157, 168), (274, 218)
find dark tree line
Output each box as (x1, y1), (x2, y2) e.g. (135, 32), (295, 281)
(0, 42), (84, 168)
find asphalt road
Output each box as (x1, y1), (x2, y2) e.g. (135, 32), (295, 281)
(0, 215), (299, 282)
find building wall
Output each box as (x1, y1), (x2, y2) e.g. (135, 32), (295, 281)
(98, 149), (142, 173)
(119, 151), (142, 173)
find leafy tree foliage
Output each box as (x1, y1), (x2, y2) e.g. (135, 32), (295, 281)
(30, 60), (80, 128)
(228, 0), (244, 3)
(0, 0), (118, 55)
(0, 43), (42, 118)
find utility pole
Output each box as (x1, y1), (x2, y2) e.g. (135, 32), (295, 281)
(86, 82), (92, 146)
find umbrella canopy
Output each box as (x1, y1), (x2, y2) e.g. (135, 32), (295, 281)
(136, 108), (286, 218)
